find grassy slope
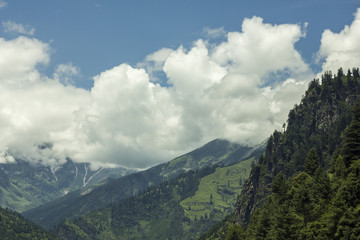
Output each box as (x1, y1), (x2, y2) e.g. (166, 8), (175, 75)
(181, 158), (253, 222)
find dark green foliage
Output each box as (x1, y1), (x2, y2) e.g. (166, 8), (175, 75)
(333, 155), (347, 178)
(304, 148), (319, 175)
(226, 224), (245, 240)
(341, 104), (360, 167)
(224, 77), (360, 239)
(234, 69), (360, 226)
(226, 159), (360, 239)
(198, 214), (235, 240)
(271, 172), (287, 200)
(0, 207), (59, 240)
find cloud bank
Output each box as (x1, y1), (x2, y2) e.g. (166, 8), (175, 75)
(1, 11), (359, 169)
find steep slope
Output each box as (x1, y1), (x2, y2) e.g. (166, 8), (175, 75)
(201, 68), (360, 240)
(226, 104), (360, 239)
(24, 139), (265, 228)
(234, 70), (360, 226)
(55, 158), (255, 240)
(0, 207), (59, 240)
(0, 158), (133, 212)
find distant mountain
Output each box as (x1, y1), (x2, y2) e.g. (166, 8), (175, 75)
(0, 158), (135, 212)
(23, 139), (265, 228)
(0, 206), (59, 240)
(55, 157), (255, 240)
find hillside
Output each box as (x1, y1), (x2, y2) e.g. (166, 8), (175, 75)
(0, 158), (133, 212)
(201, 68), (360, 239)
(0, 207), (59, 240)
(234, 69), (360, 227)
(24, 139), (265, 228)
(55, 158), (255, 240)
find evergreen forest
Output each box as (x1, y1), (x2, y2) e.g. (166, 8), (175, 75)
(203, 68), (360, 239)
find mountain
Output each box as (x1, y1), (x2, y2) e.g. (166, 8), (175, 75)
(0, 158), (135, 212)
(55, 157), (255, 240)
(202, 68), (360, 239)
(234, 69), (360, 226)
(23, 139), (265, 229)
(0, 206), (59, 240)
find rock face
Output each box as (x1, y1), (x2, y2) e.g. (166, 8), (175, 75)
(235, 70), (360, 225)
(235, 165), (261, 225)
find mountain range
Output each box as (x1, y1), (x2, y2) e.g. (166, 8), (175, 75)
(0, 158), (134, 212)
(23, 138), (265, 229)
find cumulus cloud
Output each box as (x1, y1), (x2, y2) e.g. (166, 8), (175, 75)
(1, 16), (315, 169)
(0, 37), (90, 167)
(0, 36), (50, 86)
(212, 16), (309, 77)
(317, 8), (360, 73)
(2, 21), (35, 35)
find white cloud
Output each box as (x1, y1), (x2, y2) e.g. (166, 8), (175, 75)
(0, 36), (49, 87)
(164, 40), (227, 96)
(0, 37), (90, 167)
(2, 21), (35, 35)
(0, 16), (314, 169)
(317, 8), (360, 73)
(0, 1), (7, 8)
(160, 16), (312, 145)
(53, 63), (81, 85)
(212, 16), (309, 77)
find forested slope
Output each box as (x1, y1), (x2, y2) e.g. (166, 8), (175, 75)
(202, 68), (360, 239)
(0, 207), (59, 240)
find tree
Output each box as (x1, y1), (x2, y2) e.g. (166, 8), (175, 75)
(304, 148), (319, 176)
(333, 155), (346, 178)
(353, 67), (359, 79)
(337, 67), (344, 79)
(226, 224), (245, 240)
(341, 104), (360, 167)
(271, 172), (287, 198)
(313, 167), (331, 201)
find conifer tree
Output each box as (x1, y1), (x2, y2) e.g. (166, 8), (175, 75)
(271, 172), (287, 198)
(304, 148), (319, 176)
(342, 104), (360, 167)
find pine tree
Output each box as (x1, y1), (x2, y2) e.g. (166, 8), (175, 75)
(333, 155), (347, 178)
(271, 172), (287, 198)
(342, 104), (360, 167)
(304, 148), (319, 176)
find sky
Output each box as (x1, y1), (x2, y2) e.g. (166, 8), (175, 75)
(1, 0), (360, 170)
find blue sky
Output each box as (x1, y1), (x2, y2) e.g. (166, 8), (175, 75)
(1, 1), (360, 169)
